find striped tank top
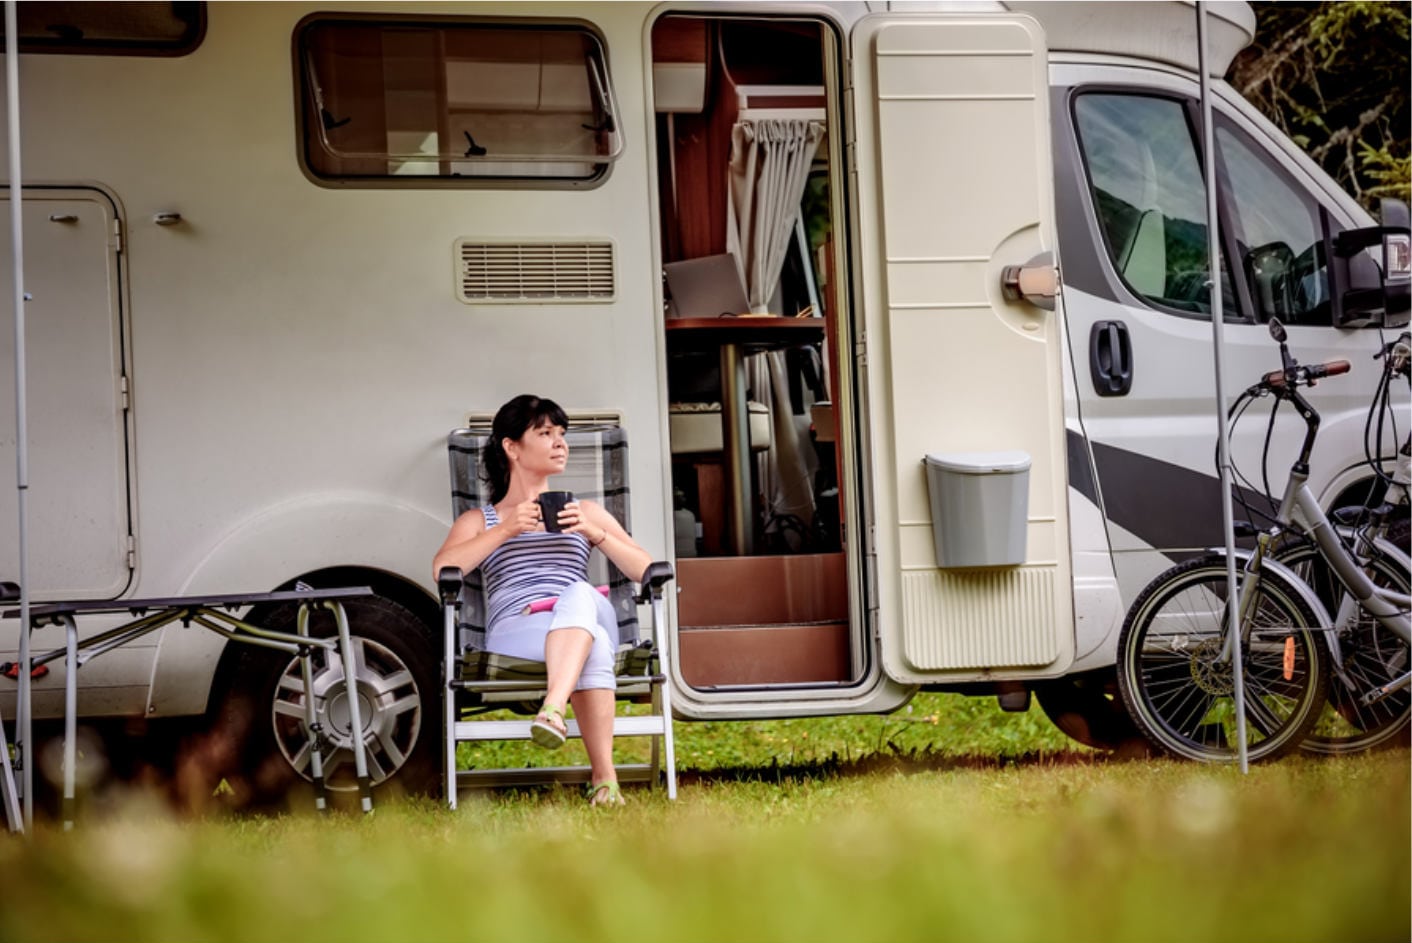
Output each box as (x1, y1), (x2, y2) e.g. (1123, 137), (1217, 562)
(480, 503), (591, 629)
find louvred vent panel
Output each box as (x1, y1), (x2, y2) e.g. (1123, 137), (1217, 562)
(457, 241), (615, 302)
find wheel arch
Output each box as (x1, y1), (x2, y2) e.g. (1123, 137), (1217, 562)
(201, 564), (440, 724)
(143, 493), (448, 717)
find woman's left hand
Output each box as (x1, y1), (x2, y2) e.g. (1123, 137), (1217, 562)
(560, 501), (606, 546)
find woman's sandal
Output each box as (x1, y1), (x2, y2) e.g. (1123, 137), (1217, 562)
(529, 703), (567, 749)
(587, 781), (626, 807)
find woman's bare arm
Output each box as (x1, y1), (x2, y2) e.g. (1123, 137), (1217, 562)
(571, 500), (652, 583)
(431, 501), (535, 580)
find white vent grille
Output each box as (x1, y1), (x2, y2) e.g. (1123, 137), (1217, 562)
(457, 240), (615, 303)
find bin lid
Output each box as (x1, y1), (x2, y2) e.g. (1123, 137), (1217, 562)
(924, 450), (1032, 474)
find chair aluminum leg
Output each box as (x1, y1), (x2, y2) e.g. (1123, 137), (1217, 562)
(650, 595), (677, 800)
(443, 601), (458, 811)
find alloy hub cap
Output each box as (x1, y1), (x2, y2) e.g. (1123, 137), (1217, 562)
(271, 636), (422, 790)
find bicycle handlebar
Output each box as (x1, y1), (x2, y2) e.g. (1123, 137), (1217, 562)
(1261, 359), (1351, 390)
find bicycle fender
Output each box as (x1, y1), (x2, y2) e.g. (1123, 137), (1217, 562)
(1207, 550), (1343, 668)
(1219, 550), (1337, 627)
(1371, 537), (1410, 574)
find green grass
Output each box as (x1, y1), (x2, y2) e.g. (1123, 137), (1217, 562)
(461, 691), (1083, 774)
(0, 696), (1407, 943)
(0, 754), (1405, 943)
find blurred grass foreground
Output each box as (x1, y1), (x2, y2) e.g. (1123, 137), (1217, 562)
(0, 694), (1408, 943)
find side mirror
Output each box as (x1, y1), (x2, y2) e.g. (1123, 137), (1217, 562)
(1268, 318), (1287, 343)
(1330, 198), (1411, 329)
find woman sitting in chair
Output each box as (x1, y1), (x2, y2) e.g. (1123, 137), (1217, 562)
(432, 394), (652, 807)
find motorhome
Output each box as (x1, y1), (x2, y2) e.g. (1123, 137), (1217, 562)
(1, 0), (1405, 800)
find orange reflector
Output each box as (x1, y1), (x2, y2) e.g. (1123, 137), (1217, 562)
(1283, 637), (1296, 681)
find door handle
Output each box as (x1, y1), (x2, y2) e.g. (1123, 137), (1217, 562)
(1089, 320), (1132, 396)
(1001, 251), (1059, 310)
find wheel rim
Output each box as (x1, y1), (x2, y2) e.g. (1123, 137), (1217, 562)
(1123, 567), (1323, 762)
(270, 636), (423, 790)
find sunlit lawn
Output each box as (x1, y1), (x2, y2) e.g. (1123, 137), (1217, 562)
(0, 694), (1407, 943)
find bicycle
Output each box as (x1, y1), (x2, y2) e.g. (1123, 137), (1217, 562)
(1116, 319), (1412, 762)
(1280, 331), (1410, 753)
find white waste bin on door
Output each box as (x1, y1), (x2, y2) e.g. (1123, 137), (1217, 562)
(923, 451), (1031, 568)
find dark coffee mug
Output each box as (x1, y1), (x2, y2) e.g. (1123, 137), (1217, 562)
(537, 491), (574, 533)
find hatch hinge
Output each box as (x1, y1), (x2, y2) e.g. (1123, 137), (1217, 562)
(120, 375), (130, 411)
(126, 534), (136, 570)
(855, 330), (867, 368)
(111, 217), (123, 254)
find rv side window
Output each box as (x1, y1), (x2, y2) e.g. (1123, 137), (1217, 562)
(0, 1), (204, 55)
(1073, 93), (1242, 319)
(296, 18), (622, 187)
(1215, 120), (1332, 326)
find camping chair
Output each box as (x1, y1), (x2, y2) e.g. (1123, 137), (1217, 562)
(438, 422), (677, 809)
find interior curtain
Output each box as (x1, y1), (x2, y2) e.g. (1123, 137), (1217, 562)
(727, 117), (825, 541)
(727, 118), (824, 313)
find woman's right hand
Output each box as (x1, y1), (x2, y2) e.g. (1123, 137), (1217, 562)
(507, 498), (542, 535)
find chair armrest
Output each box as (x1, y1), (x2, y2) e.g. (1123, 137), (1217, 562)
(635, 561), (675, 604)
(437, 567), (465, 606)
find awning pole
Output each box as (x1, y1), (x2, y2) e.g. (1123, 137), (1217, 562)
(4, 0), (34, 821)
(1197, 1), (1249, 773)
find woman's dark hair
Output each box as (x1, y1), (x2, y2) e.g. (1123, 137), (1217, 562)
(482, 394), (569, 503)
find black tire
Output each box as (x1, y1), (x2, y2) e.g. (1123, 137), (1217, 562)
(1116, 556), (1329, 763)
(1033, 671), (1152, 754)
(205, 594), (440, 809)
(1276, 541), (1412, 754)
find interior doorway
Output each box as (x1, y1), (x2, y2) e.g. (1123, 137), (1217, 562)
(650, 14), (860, 690)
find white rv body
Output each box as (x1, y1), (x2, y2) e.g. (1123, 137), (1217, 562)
(0, 1), (1401, 792)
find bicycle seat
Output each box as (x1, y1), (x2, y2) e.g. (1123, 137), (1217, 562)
(1330, 507), (1369, 527)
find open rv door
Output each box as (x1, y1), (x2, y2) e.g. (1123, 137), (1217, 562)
(850, 14), (1075, 683)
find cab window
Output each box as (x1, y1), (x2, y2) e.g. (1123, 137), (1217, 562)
(1074, 93), (1241, 319)
(1216, 120), (1331, 326)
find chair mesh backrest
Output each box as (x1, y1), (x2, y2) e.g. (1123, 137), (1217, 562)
(448, 423), (639, 651)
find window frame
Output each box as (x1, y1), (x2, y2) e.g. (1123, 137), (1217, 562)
(1070, 87), (1254, 323)
(292, 12), (621, 191)
(3, 1), (205, 57)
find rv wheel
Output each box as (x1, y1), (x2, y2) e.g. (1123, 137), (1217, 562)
(203, 594), (439, 809)
(1034, 671), (1152, 756)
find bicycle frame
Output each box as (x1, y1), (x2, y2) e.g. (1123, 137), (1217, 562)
(1228, 377), (1412, 707)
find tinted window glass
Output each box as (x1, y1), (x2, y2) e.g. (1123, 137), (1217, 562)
(0, 1), (203, 55)
(1074, 93), (1240, 318)
(298, 19), (622, 185)
(1216, 122), (1331, 325)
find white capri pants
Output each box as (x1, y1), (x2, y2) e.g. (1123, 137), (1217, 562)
(483, 580), (620, 691)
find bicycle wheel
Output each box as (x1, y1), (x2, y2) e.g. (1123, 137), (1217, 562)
(1276, 541), (1411, 753)
(1117, 555), (1329, 762)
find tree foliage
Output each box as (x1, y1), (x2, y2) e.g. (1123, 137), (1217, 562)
(1230, 1), (1410, 209)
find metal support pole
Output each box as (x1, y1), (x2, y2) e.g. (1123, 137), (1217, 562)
(4, 0), (34, 825)
(719, 342), (753, 555)
(1197, 1), (1249, 772)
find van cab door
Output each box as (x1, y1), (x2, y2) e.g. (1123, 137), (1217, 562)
(850, 14), (1075, 683)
